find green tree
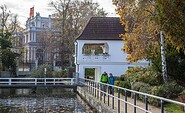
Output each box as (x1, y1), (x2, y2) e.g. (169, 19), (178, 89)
(156, 0), (185, 53)
(0, 5), (19, 75)
(0, 32), (18, 75)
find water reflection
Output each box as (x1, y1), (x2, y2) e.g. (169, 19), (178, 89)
(0, 89), (92, 113)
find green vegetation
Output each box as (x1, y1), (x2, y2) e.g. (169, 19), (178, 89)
(114, 66), (185, 112)
(31, 64), (68, 78)
(165, 103), (184, 113)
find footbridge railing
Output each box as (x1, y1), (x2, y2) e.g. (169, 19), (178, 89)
(78, 77), (185, 113)
(0, 78), (75, 85)
(0, 78), (76, 89)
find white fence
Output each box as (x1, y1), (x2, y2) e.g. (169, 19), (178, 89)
(0, 78), (75, 85)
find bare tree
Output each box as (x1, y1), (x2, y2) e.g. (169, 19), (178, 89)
(0, 5), (18, 33)
(49, 0), (107, 68)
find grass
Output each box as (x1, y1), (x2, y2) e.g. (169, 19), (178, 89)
(165, 103), (184, 113)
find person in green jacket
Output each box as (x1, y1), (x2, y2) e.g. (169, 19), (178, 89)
(100, 72), (109, 96)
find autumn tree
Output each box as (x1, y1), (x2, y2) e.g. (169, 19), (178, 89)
(113, 0), (185, 84)
(113, 0), (160, 63)
(113, 0), (168, 82)
(156, 0), (185, 53)
(0, 5), (19, 75)
(49, 0), (107, 68)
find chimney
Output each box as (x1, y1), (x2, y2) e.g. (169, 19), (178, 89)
(29, 6), (34, 18)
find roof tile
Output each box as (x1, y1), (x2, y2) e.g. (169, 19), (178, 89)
(76, 17), (125, 40)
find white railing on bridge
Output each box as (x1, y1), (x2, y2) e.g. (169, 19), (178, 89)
(0, 78), (75, 85)
(78, 77), (185, 113)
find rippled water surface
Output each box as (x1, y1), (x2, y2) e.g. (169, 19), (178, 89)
(0, 89), (93, 113)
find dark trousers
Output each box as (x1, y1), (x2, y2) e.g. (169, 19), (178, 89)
(100, 83), (107, 96)
(109, 86), (114, 94)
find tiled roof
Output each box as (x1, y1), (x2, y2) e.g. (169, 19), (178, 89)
(76, 17), (125, 40)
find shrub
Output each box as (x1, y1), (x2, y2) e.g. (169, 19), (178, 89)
(115, 80), (131, 96)
(178, 90), (185, 111)
(31, 64), (53, 78)
(123, 66), (162, 86)
(149, 81), (184, 106)
(52, 70), (68, 78)
(131, 82), (151, 100)
(139, 85), (151, 102)
(178, 95), (185, 111)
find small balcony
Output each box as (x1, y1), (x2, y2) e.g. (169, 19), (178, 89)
(80, 43), (110, 62)
(81, 53), (110, 62)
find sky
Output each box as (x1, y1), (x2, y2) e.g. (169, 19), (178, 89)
(0, 0), (117, 28)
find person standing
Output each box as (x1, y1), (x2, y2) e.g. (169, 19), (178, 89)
(109, 73), (115, 94)
(100, 72), (109, 96)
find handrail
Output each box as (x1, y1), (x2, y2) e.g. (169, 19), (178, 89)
(79, 77), (185, 113)
(86, 78), (185, 106)
(0, 78), (75, 85)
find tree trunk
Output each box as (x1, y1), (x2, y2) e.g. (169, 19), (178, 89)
(160, 31), (168, 83)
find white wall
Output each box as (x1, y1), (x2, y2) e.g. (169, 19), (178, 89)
(76, 40), (127, 63)
(75, 40), (149, 81)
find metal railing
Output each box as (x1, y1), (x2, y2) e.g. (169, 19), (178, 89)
(0, 78), (75, 85)
(78, 77), (185, 113)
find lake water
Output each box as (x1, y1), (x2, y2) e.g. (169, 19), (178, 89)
(0, 89), (94, 113)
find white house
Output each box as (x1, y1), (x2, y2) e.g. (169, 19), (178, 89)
(74, 17), (148, 81)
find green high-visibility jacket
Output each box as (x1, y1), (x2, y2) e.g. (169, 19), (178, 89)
(100, 74), (109, 83)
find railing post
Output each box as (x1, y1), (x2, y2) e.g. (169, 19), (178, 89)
(118, 88), (120, 113)
(112, 87), (114, 109)
(100, 83), (102, 101)
(134, 93), (137, 113)
(108, 87), (110, 106)
(35, 78), (37, 85)
(104, 85), (106, 103)
(54, 78), (55, 85)
(71, 78), (73, 85)
(9, 78), (11, 85)
(44, 78), (46, 85)
(125, 90), (127, 113)
(145, 95), (148, 113)
(95, 83), (96, 98)
(88, 81), (90, 93)
(90, 81), (92, 93)
(98, 83), (100, 99)
(75, 73), (79, 85)
(161, 100), (164, 113)
(93, 82), (95, 96)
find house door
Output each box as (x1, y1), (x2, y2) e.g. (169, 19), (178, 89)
(84, 67), (101, 81)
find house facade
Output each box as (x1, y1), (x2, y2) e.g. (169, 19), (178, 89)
(19, 8), (63, 70)
(74, 17), (148, 81)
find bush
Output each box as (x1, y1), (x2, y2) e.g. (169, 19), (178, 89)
(52, 70), (68, 78)
(115, 80), (131, 96)
(31, 64), (53, 78)
(123, 66), (162, 86)
(149, 81), (184, 106)
(131, 82), (151, 100)
(178, 95), (185, 111)
(139, 85), (151, 102)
